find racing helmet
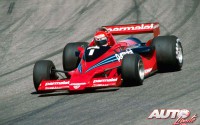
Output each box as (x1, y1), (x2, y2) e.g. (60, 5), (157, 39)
(94, 31), (108, 46)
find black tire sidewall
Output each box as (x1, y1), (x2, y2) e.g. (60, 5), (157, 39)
(33, 60), (56, 91)
(63, 42), (88, 71)
(121, 54), (144, 86)
(152, 35), (183, 71)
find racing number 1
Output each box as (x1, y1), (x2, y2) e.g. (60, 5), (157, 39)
(89, 49), (95, 56)
(87, 46), (100, 56)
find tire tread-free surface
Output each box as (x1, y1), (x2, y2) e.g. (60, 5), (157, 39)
(33, 60), (56, 92)
(122, 54), (144, 86)
(63, 42), (88, 71)
(152, 35), (183, 71)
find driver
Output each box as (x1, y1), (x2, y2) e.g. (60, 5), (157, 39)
(94, 31), (108, 46)
(90, 27), (116, 47)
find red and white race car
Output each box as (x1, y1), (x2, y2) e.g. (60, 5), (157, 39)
(33, 22), (183, 93)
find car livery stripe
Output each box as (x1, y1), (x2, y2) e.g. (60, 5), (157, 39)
(86, 55), (117, 72)
(90, 58), (117, 70)
(78, 64), (82, 73)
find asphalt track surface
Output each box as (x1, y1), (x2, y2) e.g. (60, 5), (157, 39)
(0, 0), (200, 125)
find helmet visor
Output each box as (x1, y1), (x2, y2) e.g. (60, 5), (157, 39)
(94, 35), (107, 46)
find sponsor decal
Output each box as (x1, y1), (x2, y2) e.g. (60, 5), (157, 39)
(93, 78), (118, 83)
(148, 109), (197, 125)
(115, 48), (133, 61)
(107, 24), (155, 31)
(70, 83), (86, 89)
(153, 24), (160, 29)
(45, 86), (68, 90)
(45, 81), (69, 86)
(93, 84), (111, 87)
(70, 82), (86, 86)
(73, 85), (80, 89)
(45, 87), (57, 90)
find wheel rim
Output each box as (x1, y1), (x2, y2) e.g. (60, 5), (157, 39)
(176, 42), (183, 64)
(138, 59), (144, 80)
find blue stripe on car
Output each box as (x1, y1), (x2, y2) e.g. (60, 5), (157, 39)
(86, 55), (117, 72)
(78, 64), (82, 73)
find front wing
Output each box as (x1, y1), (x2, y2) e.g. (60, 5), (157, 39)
(38, 76), (121, 91)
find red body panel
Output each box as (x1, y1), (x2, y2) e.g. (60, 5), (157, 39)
(103, 23), (160, 37)
(38, 23), (160, 92)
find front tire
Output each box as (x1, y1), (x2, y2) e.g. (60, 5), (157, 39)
(151, 35), (183, 71)
(121, 54), (144, 86)
(33, 60), (57, 92)
(63, 42), (88, 71)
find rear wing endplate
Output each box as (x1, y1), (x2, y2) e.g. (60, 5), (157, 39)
(103, 23), (160, 37)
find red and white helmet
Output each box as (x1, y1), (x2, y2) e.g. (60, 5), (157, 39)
(94, 31), (108, 46)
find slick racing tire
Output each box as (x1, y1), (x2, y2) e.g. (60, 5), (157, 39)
(63, 42), (88, 71)
(121, 54), (145, 86)
(151, 35), (183, 71)
(33, 60), (57, 92)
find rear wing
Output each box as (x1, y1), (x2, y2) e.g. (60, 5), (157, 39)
(103, 23), (160, 37)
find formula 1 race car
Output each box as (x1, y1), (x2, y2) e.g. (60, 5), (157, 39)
(33, 22), (183, 93)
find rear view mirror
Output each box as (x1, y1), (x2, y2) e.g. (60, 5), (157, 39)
(75, 51), (80, 57)
(77, 46), (84, 52)
(77, 46), (85, 58)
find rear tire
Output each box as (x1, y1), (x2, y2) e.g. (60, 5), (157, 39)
(63, 42), (88, 71)
(121, 54), (144, 86)
(151, 35), (183, 71)
(33, 60), (57, 92)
